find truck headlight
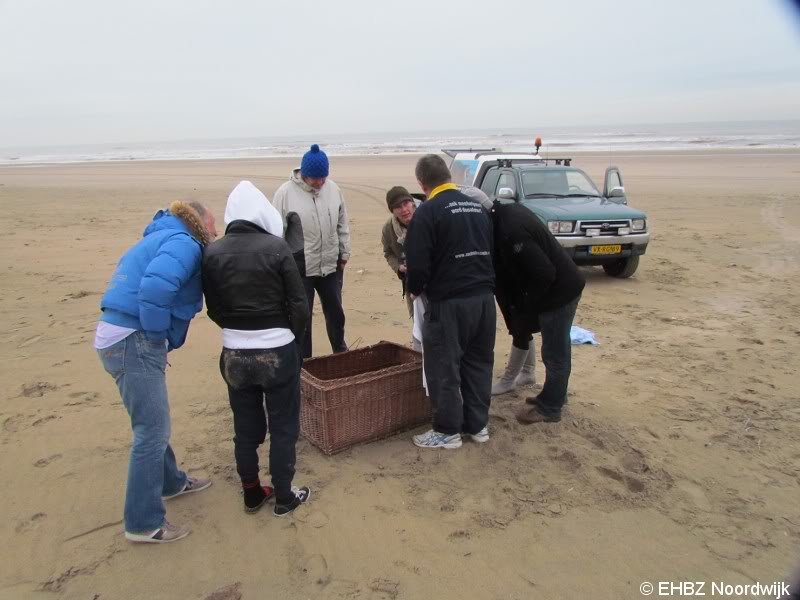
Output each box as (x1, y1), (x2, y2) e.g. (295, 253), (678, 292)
(548, 221), (575, 234)
(631, 219), (646, 231)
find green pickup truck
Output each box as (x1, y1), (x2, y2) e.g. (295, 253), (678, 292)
(446, 149), (650, 278)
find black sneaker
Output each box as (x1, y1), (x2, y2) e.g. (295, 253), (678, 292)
(244, 485), (275, 514)
(273, 486), (311, 517)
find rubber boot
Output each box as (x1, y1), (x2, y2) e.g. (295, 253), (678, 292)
(491, 345), (529, 395)
(515, 341), (536, 386)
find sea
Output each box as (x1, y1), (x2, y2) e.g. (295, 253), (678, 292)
(2, 120), (798, 166)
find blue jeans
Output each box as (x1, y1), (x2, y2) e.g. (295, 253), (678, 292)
(97, 331), (187, 533)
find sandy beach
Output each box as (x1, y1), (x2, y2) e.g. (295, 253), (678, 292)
(1, 150), (799, 600)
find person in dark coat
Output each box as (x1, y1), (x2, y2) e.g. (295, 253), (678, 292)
(405, 155), (496, 449)
(203, 181), (311, 517)
(492, 200), (585, 423)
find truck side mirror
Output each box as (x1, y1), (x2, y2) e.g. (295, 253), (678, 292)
(608, 186), (625, 198)
(497, 187), (517, 200)
(608, 186), (627, 204)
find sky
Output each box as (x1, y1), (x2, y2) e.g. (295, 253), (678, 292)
(1, 0), (799, 147)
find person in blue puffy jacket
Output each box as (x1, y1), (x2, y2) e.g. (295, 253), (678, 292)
(95, 200), (217, 544)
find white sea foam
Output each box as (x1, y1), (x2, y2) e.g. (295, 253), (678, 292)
(1, 121), (798, 165)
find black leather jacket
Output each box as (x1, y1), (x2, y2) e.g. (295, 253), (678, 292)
(202, 220), (309, 340)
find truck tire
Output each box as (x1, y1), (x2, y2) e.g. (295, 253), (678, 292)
(603, 256), (639, 278)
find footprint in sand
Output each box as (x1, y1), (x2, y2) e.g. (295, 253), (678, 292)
(596, 466), (646, 493)
(18, 335), (43, 348)
(296, 510), (330, 529)
(32, 415), (60, 427)
(64, 290), (97, 300)
(553, 449), (582, 472)
(65, 391), (100, 406)
(369, 578), (400, 600)
(302, 554), (331, 586)
(203, 583), (242, 600)
(676, 480), (712, 511)
(448, 529), (471, 541)
(20, 381), (60, 398)
(317, 579), (360, 599)
(15, 512), (46, 533)
(620, 450), (650, 474)
(34, 454), (62, 467)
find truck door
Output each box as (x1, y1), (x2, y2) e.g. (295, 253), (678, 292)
(603, 167), (627, 204)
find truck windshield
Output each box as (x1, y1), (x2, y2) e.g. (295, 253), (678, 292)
(521, 169), (600, 198)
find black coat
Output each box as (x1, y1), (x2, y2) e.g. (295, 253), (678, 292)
(492, 202), (585, 336)
(405, 188), (494, 301)
(202, 220), (309, 340)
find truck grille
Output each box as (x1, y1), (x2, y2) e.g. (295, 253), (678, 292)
(578, 219), (631, 236)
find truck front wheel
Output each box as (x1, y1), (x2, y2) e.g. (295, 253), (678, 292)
(603, 256), (640, 278)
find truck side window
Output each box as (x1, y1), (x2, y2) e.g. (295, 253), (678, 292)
(480, 168), (500, 196)
(496, 171), (516, 196)
(606, 171), (621, 191)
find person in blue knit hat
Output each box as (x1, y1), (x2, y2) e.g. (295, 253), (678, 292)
(271, 144), (352, 358)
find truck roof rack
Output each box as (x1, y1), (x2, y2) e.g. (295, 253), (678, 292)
(497, 157), (572, 167)
(442, 147), (497, 158)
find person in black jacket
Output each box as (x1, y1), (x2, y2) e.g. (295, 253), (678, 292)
(492, 201), (585, 424)
(405, 155), (496, 449)
(202, 181), (311, 517)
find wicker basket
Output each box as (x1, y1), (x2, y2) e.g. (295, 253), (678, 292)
(300, 341), (430, 455)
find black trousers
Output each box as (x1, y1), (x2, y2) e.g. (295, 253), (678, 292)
(219, 342), (301, 503)
(302, 271), (347, 358)
(535, 295), (580, 416)
(422, 293), (496, 435)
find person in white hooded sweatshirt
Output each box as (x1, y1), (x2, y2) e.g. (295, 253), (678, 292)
(271, 144), (351, 358)
(202, 181), (311, 516)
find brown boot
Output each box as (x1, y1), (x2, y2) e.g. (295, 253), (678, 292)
(515, 405), (561, 424)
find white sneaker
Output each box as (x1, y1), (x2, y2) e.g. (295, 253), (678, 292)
(469, 426), (489, 443)
(412, 429), (462, 449)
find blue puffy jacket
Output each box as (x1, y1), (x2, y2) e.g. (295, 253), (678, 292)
(99, 203), (208, 350)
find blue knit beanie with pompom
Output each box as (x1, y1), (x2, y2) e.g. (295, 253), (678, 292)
(300, 144), (329, 178)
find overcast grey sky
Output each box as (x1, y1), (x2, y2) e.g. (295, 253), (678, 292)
(1, 0), (799, 146)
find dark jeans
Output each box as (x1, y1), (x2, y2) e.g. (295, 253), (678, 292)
(423, 293), (496, 436)
(512, 333), (533, 350)
(302, 270), (347, 358)
(536, 295), (580, 416)
(219, 342), (301, 503)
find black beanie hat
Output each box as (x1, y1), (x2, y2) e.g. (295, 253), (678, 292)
(386, 186), (413, 211)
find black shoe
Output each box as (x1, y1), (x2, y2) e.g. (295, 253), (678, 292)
(244, 485), (274, 514)
(274, 486), (311, 517)
(526, 395), (568, 411)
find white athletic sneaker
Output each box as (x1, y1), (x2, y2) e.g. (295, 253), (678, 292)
(412, 429), (462, 449)
(469, 426), (489, 443)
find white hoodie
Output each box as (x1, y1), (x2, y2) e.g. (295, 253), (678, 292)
(224, 180), (284, 237)
(221, 181), (295, 350)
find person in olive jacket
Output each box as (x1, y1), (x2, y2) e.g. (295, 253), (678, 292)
(492, 200), (585, 424)
(202, 181), (311, 517)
